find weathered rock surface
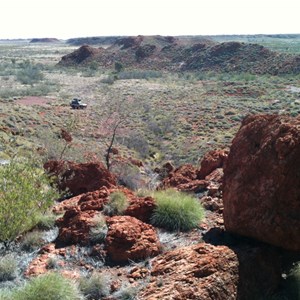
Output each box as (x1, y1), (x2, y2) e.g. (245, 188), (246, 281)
(125, 196), (156, 223)
(105, 216), (161, 262)
(138, 243), (238, 300)
(223, 114), (300, 250)
(139, 242), (281, 300)
(44, 160), (116, 196)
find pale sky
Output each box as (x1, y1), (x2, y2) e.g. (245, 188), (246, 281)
(0, 0), (299, 39)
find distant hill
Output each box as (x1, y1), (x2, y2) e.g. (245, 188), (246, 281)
(58, 35), (300, 75)
(30, 38), (61, 43)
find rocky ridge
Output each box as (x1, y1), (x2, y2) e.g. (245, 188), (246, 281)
(58, 35), (300, 75)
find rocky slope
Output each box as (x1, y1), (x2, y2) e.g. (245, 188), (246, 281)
(1, 114), (300, 299)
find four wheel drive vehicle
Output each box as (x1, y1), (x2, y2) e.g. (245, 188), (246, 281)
(70, 98), (87, 109)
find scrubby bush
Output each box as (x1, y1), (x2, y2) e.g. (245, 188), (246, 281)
(151, 189), (204, 231)
(0, 158), (59, 243)
(79, 272), (109, 299)
(0, 254), (17, 281)
(8, 272), (83, 300)
(103, 191), (129, 216)
(16, 61), (44, 85)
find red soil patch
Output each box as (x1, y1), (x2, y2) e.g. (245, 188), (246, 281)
(15, 96), (53, 106)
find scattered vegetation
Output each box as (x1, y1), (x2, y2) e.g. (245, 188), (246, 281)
(103, 191), (129, 216)
(151, 189), (204, 231)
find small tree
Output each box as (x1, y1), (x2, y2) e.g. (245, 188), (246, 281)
(0, 157), (59, 244)
(96, 97), (136, 170)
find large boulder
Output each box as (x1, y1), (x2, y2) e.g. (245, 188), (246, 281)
(223, 114), (300, 250)
(138, 243), (281, 300)
(105, 216), (161, 263)
(44, 160), (116, 196)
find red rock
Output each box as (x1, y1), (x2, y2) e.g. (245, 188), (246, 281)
(78, 187), (110, 211)
(52, 195), (82, 214)
(125, 196), (156, 223)
(197, 149), (228, 179)
(44, 160), (116, 196)
(105, 216), (161, 262)
(223, 114), (300, 250)
(56, 209), (97, 245)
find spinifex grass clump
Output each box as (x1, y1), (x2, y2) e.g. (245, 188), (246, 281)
(151, 189), (204, 231)
(4, 272), (83, 300)
(103, 191), (129, 216)
(79, 272), (109, 299)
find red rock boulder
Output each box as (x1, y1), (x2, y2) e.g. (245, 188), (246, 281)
(223, 114), (300, 250)
(44, 160), (116, 196)
(56, 207), (97, 245)
(105, 216), (161, 263)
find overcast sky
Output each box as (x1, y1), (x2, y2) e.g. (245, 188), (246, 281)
(1, 0), (299, 39)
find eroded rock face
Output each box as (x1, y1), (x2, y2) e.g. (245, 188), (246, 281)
(139, 243), (238, 300)
(44, 160), (116, 196)
(223, 114), (300, 250)
(105, 216), (161, 262)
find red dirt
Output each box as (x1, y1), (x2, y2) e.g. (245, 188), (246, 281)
(15, 96), (53, 106)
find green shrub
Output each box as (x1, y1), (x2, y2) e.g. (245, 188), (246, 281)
(151, 189), (204, 231)
(11, 272), (83, 300)
(79, 272), (109, 299)
(0, 158), (59, 243)
(0, 254), (17, 281)
(103, 191), (129, 216)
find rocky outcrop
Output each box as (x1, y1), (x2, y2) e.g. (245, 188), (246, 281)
(59, 45), (102, 65)
(139, 243), (239, 300)
(223, 114), (300, 250)
(105, 216), (161, 263)
(197, 149), (228, 179)
(44, 160), (116, 196)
